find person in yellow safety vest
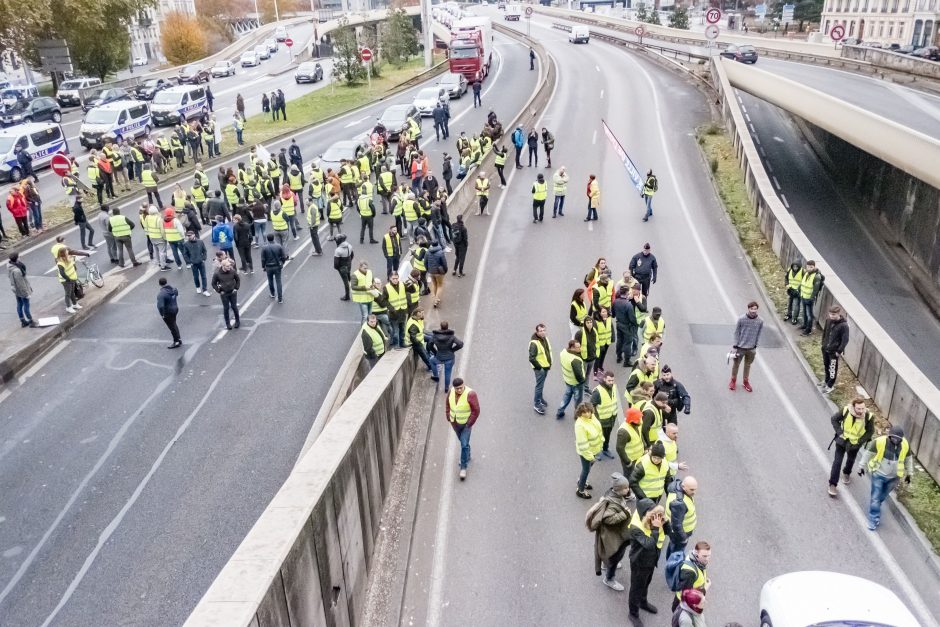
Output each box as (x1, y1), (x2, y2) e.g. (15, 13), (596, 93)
(107, 208), (140, 267)
(224, 178), (241, 212)
(556, 339), (586, 418)
(531, 173), (548, 222)
(308, 169), (325, 220)
(360, 313), (387, 368)
(170, 133), (185, 168)
(784, 261), (804, 325)
(163, 208), (186, 269)
(658, 423), (688, 477)
(665, 476), (699, 558)
(643, 306), (665, 343)
(591, 370), (619, 459)
(670, 543), (710, 612)
(201, 123), (215, 159)
(827, 397), (875, 497)
(277, 184), (299, 239)
(586, 173), (600, 221)
(305, 185), (323, 256)
(593, 274), (613, 313)
(480, 134), (492, 157)
(630, 440), (669, 503)
(858, 426), (913, 530)
(267, 157), (282, 191)
(637, 334), (663, 370)
(388, 274), (413, 351)
(327, 193), (344, 240)
(339, 160), (356, 207)
(391, 185), (406, 236)
(627, 498), (669, 618)
(446, 378), (478, 480)
(575, 401), (604, 499)
(286, 164), (306, 214)
(402, 192), (419, 240)
(616, 407), (645, 478)
(798, 260), (825, 336)
(237, 162), (252, 188)
(577, 316), (599, 393)
(459, 149), (472, 177)
(358, 153), (371, 181)
(171, 183), (187, 210)
(62, 172), (80, 207)
(404, 268), (422, 315)
(475, 172), (490, 215)
(641, 169), (658, 222)
(143, 205), (169, 269)
(351, 161), (362, 187)
(87, 156), (104, 206)
(493, 145), (508, 187)
(640, 392), (672, 449)
(625, 354), (660, 405)
(406, 116), (420, 144)
(528, 323), (552, 413)
(376, 165), (396, 215)
(350, 260), (374, 323)
(55, 247), (82, 313)
(357, 181), (377, 245)
(594, 306), (613, 374)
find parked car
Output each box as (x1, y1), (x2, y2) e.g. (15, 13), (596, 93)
(912, 45), (940, 60)
(864, 41), (883, 48)
(294, 61), (324, 83)
(178, 64), (210, 84)
(887, 42), (901, 51)
(82, 87), (130, 112)
(275, 26), (288, 41)
(56, 77), (101, 107)
(255, 44), (271, 60)
(896, 44), (916, 54)
(841, 36), (860, 45)
(759, 571), (919, 627)
(241, 50), (260, 67)
(439, 72), (468, 98)
(265, 38), (278, 53)
(211, 60), (236, 77)
(132, 55), (148, 67)
(378, 103), (419, 141)
(0, 97), (62, 127)
(133, 78), (171, 100)
(720, 44), (759, 64)
(412, 87), (446, 116)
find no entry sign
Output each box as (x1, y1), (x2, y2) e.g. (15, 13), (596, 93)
(285, 37), (294, 47)
(360, 47), (373, 62)
(50, 152), (71, 177)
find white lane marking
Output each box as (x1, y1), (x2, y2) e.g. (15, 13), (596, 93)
(748, 122), (756, 133)
(344, 115), (372, 128)
(781, 194), (790, 209)
(595, 64), (600, 72)
(600, 89), (604, 99)
(772, 175), (781, 190)
(592, 129), (597, 144)
(765, 160), (774, 173)
(425, 56), (561, 627)
(626, 50), (938, 627)
(759, 146), (767, 157)
(740, 104), (747, 114)
(753, 134), (761, 145)
(773, 136), (785, 143)
(744, 112), (751, 123)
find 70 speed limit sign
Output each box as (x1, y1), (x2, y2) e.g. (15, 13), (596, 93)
(705, 7), (721, 23)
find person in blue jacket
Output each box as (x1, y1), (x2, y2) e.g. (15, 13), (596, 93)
(211, 215), (235, 259)
(512, 126), (525, 169)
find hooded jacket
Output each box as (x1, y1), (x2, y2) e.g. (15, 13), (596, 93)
(156, 284), (179, 316)
(512, 127), (525, 148)
(594, 487), (636, 574)
(429, 328), (464, 362)
(628, 498), (671, 568)
(426, 243), (447, 275)
(181, 238), (207, 264)
(822, 316), (849, 353)
(666, 478), (695, 546)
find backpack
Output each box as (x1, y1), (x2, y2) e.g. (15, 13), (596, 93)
(664, 551), (687, 591)
(451, 227), (464, 245)
(584, 498), (607, 532)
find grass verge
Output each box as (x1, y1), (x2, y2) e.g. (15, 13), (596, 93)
(697, 123), (940, 555)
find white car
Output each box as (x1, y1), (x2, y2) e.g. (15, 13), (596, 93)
(265, 38), (278, 53)
(412, 87), (446, 117)
(275, 26), (288, 41)
(255, 44), (271, 60)
(132, 55), (148, 67)
(759, 572), (920, 627)
(211, 60), (236, 77)
(240, 51), (260, 67)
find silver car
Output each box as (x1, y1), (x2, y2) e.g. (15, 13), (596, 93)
(439, 72), (468, 99)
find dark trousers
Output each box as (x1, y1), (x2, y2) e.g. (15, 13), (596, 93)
(605, 540), (630, 582)
(220, 291), (240, 327)
(359, 216), (375, 243)
(823, 350), (839, 387)
(14, 216), (29, 236)
(236, 243), (253, 271)
(102, 171), (115, 197)
(786, 290), (801, 321)
(266, 267), (283, 300)
(514, 145), (522, 167)
(532, 199), (545, 221)
(601, 422), (613, 452)
(478, 196), (488, 214)
(434, 122), (444, 141)
(444, 176), (453, 194)
(115, 236), (138, 266)
(309, 227), (323, 254)
(146, 187), (164, 209)
(628, 565), (655, 614)
(386, 254), (399, 277)
(78, 222), (95, 247)
(454, 244), (467, 274)
(596, 344), (610, 372)
(528, 146), (537, 166)
(585, 204), (598, 221)
(615, 325), (630, 361)
(830, 440), (861, 486)
(637, 276), (652, 297)
(801, 298), (816, 332)
(338, 267), (351, 298)
(162, 313), (181, 343)
(94, 182), (104, 206)
(191, 262), (207, 290)
(412, 342), (432, 368)
(496, 164), (506, 185)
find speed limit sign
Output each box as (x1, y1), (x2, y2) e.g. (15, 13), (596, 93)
(705, 7), (721, 24)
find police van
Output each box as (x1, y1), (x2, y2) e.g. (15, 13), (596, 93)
(0, 122), (69, 183)
(79, 101), (152, 149)
(150, 85), (208, 126)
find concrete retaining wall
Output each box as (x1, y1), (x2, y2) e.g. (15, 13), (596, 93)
(711, 57), (940, 482)
(842, 44), (940, 80)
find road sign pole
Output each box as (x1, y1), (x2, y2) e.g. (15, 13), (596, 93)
(368, 60), (372, 90)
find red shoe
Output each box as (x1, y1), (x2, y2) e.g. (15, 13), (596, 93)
(743, 379), (753, 392)
(728, 378), (736, 391)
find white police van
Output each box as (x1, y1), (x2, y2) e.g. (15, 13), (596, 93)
(150, 85), (208, 126)
(79, 101), (151, 149)
(0, 122), (69, 183)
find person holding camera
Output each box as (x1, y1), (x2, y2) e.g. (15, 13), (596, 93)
(628, 498), (671, 618)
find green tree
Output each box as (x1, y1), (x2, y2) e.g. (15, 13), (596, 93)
(669, 6), (690, 29)
(381, 7), (419, 67)
(794, 0), (824, 31)
(635, 3), (649, 22)
(646, 10), (662, 25)
(332, 20), (366, 85)
(360, 23), (382, 77)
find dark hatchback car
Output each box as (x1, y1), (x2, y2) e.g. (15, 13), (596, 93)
(178, 64), (211, 84)
(81, 87), (130, 112)
(0, 97), (62, 127)
(720, 44), (759, 64)
(133, 78), (172, 100)
(378, 104), (419, 141)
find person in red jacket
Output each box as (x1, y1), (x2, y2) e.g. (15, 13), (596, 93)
(445, 377), (480, 481)
(6, 187), (29, 236)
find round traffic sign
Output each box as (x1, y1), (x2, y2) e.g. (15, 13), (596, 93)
(50, 152), (71, 177)
(635, 25), (645, 37)
(705, 24), (720, 40)
(705, 7), (721, 24)
(285, 37), (294, 48)
(360, 47), (373, 62)
(829, 24), (846, 41)
(525, 6), (533, 15)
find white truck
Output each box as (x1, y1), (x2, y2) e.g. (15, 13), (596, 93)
(569, 25), (590, 44)
(505, 4), (522, 20)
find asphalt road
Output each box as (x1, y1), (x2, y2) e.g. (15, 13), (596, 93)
(736, 88), (940, 389)
(399, 12), (940, 627)
(0, 34), (535, 627)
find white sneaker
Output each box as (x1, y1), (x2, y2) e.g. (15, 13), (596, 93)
(66, 307), (76, 314)
(196, 287), (203, 294)
(73, 303), (83, 309)
(204, 290), (212, 298)
(603, 579), (624, 592)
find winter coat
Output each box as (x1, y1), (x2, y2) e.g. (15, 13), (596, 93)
(6, 191), (27, 218)
(233, 221), (252, 247)
(8, 262), (32, 298)
(156, 284), (179, 316)
(822, 317), (849, 354)
(593, 491), (636, 574)
(429, 328), (464, 362)
(426, 243), (447, 275)
(211, 266), (240, 293)
(181, 238), (207, 264)
(512, 127), (525, 148)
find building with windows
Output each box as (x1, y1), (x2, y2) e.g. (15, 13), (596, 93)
(821, 0), (939, 46)
(129, 0), (198, 64)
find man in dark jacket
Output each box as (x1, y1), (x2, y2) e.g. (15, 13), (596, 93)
(233, 214), (253, 274)
(441, 153), (453, 194)
(432, 103), (447, 141)
(820, 305), (848, 393)
(654, 366), (691, 420)
(472, 78), (482, 107)
(156, 277), (181, 348)
(828, 396), (874, 497)
(181, 230), (210, 296)
(211, 258), (241, 330)
(205, 190), (230, 223)
(426, 241), (447, 308)
(628, 243), (658, 297)
(423, 171), (440, 201)
(429, 321), (464, 391)
(613, 284), (646, 364)
(288, 139), (303, 169)
(628, 498), (671, 618)
(665, 476), (698, 556)
(333, 234), (354, 300)
(261, 233), (287, 303)
(672, 541), (711, 612)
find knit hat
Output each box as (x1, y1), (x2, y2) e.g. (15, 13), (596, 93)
(625, 407), (642, 424)
(651, 441), (666, 458)
(636, 498), (655, 517)
(610, 472), (630, 490)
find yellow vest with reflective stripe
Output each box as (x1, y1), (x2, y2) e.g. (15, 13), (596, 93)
(660, 432), (678, 465)
(475, 178), (489, 196)
(643, 316), (665, 342)
(448, 387), (473, 424)
(595, 283), (612, 310)
(579, 326), (598, 360)
(800, 270), (818, 299)
(145, 214), (164, 239)
(268, 161), (281, 178)
(358, 195), (374, 217)
(629, 510), (665, 549)
(641, 400), (663, 445)
(594, 384), (618, 422)
(841, 407), (870, 446)
(87, 165), (100, 182)
(383, 233), (400, 257)
(571, 300), (587, 325)
(403, 199), (418, 222)
(636, 453), (668, 499)
(412, 247), (426, 272)
(576, 416), (604, 458)
(529, 337), (552, 369)
(494, 151), (506, 166)
(618, 422), (645, 463)
(362, 323), (386, 356)
(379, 171), (394, 191)
(666, 491), (697, 535)
(191, 185), (206, 202)
(288, 171), (304, 191)
(532, 181), (547, 201)
(164, 219), (182, 242)
(596, 317), (612, 347)
(673, 561), (706, 600)
(271, 209), (288, 231)
(339, 165), (353, 184)
(869, 436), (910, 477)
(787, 267), (803, 290)
(386, 282), (407, 312)
(280, 194), (296, 216)
(359, 180), (373, 200)
(404, 315), (423, 346)
(109, 215), (131, 237)
(57, 258), (77, 283)
(559, 349), (582, 386)
(328, 198), (343, 221)
(225, 183), (240, 205)
(351, 269), (374, 303)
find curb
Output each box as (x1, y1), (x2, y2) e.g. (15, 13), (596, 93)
(0, 275), (130, 385)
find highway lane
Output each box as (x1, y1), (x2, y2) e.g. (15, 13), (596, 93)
(735, 89), (940, 388)
(0, 35), (534, 627)
(400, 13), (940, 626)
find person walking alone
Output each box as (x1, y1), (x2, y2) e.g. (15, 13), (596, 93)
(528, 323), (552, 414)
(8, 252), (35, 328)
(261, 233), (287, 303)
(429, 321), (464, 391)
(182, 230), (211, 296)
(729, 301), (763, 392)
(446, 378), (479, 480)
(541, 127), (554, 168)
(475, 172), (490, 215)
(641, 169), (658, 222)
(629, 243), (658, 297)
(827, 398), (874, 497)
(552, 166), (568, 217)
(585, 174), (600, 221)
(472, 77), (482, 107)
(156, 277), (182, 348)
(531, 173), (547, 223)
(212, 257), (241, 330)
(591, 472), (635, 592)
(820, 305), (849, 394)
(858, 426), (913, 530)
(451, 215), (468, 277)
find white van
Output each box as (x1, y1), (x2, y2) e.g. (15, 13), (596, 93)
(569, 25), (590, 43)
(56, 77), (102, 107)
(79, 101), (151, 149)
(150, 85), (208, 126)
(0, 122), (68, 183)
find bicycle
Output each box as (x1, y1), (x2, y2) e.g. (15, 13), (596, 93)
(77, 258), (104, 289)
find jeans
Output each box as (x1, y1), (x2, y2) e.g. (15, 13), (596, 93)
(495, 164), (506, 186)
(786, 290), (801, 321)
(236, 129), (243, 145)
(412, 342), (433, 369)
(430, 356), (455, 390)
(78, 222), (95, 248)
(553, 194), (565, 216)
(586, 202), (598, 221)
(829, 440), (861, 486)
(473, 91), (481, 107)
(643, 193), (653, 218)
(802, 298), (816, 333)
(254, 221), (267, 241)
(167, 240), (184, 267)
(868, 474), (899, 527)
(556, 383), (584, 417)
(266, 267), (283, 300)
(286, 214), (299, 238)
(163, 313), (181, 343)
(29, 201), (42, 230)
(274, 230), (290, 257)
(103, 233), (118, 261)
(16, 295), (31, 322)
(533, 368), (547, 406)
(63, 281), (78, 307)
(453, 424), (472, 469)
(354, 301), (370, 324)
(578, 455), (593, 490)
(220, 291), (240, 327)
(191, 262), (207, 290)
(514, 145), (522, 167)
(528, 146), (538, 167)
(385, 254), (399, 277)
(389, 318), (405, 348)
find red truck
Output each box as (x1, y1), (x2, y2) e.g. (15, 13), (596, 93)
(448, 17), (493, 80)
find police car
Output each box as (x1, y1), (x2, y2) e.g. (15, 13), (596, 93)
(0, 122), (69, 183)
(79, 101), (151, 149)
(150, 85), (208, 126)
